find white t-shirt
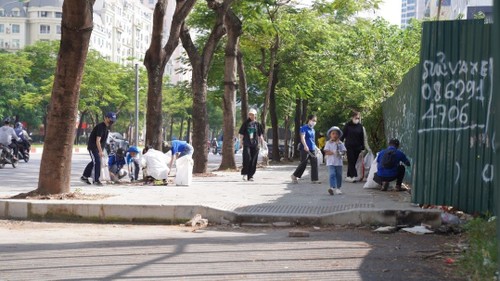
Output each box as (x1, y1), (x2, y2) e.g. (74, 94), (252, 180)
(324, 140), (346, 166)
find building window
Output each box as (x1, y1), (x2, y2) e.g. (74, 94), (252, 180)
(0, 24), (3, 33)
(56, 25), (61, 34)
(0, 39), (3, 47)
(0, 9), (4, 16)
(11, 8), (20, 16)
(55, 12), (62, 18)
(40, 25), (50, 34)
(40, 11), (48, 17)
(12, 24), (20, 33)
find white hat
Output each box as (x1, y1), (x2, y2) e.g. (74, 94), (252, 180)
(249, 108), (257, 115)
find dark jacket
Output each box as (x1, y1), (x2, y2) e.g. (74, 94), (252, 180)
(87, 122), (109, 151)
(341, 121), (364, 150)
(239, 119), (263, 147)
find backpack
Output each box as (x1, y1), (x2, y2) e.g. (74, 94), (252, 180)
(381, 149), (397, 169)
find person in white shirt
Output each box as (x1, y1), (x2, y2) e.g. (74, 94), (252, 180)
(0, 117), (21, 161)
(324, 126), (347, 195)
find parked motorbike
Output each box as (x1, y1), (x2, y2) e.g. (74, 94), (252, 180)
(0, 144), (18, 168)
(16, 141), (30, 163)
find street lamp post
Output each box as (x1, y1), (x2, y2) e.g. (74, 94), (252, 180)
(135, 63), (139, 146)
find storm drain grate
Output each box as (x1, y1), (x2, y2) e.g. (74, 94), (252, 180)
(234, 203), (376, 215)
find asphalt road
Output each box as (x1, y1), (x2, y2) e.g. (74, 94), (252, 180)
(0, 220), (463, 281)
(0, 151), (235, 196)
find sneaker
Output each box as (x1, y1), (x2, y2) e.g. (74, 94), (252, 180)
(345, 177), (353, 183)
(335, 189), (343, 195)
(80, 176), (91, 185)
(248, 177), (254, 182)
(242, 175), (247, 181)
(311, 181), (322, 184)
(328, 188), (334, 196)
(94, 181), (104, 186)
(291, 175), (298, 183)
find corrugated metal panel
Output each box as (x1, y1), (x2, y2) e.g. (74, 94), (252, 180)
(492, 2), (499, 259)
(413, 20), (495, 214)
(382, 66), (419, 183)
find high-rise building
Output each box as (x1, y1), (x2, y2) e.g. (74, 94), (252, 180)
(401, 0), (492, 28)
(0, 0), (153, 66)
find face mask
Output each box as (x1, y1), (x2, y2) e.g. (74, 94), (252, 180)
(309, 121), (317, 127)
(352, 118), (360, 124)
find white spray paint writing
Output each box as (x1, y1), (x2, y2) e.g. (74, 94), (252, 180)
(418, 52), (493, 134)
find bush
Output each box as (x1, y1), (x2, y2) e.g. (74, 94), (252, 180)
(459, 216), (498, 281)
(362, 103), (386, 153)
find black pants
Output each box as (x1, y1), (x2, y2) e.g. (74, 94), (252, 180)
(374, 165), (406, 186)
(346, 148), (362, 178)
(8, 142), (18, 158)
(293, 149), (319, 181)
(83, 149), (101, 182)
(241, 146), (259, 179)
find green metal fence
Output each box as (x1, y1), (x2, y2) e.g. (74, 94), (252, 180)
(382, 66), (419, 182)
(492, 2), (500, 272)
(413, 20), (495, 214)
(383, 20), (496, 214)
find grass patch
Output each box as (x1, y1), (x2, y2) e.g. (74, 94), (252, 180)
(459, 216), (498, 281)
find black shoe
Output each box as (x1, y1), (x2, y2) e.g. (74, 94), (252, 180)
(328, 188), (334, 196)
(380, 182), (389, 191)
(94, 181), (104, 186)
(80, 176), (91, 185)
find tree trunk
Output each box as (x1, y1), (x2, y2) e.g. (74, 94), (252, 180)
(144, 0), (196, 150)
(237, 51), (248, 122)
(301, 99), (308, 124)
(37, 0), (95, 194)
(283, 115), (290, 161)
(179, 116), (184, 141)
(180, 0), (235, 173)
(169, 116), (174, 141)
(186, 117), (191, 143)
(75, 111), (86, 145)
(269, 63), (280, 162)
(219, 9), (241, 170)
(293, 98), (301, 159)
(260, 35), (280, 131)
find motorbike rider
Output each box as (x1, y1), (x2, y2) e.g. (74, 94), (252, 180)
(0, 117), (21, 161)
(14, 122), (32, 156)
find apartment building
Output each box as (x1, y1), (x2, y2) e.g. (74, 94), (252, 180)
(401, 0), (493, 28)
(0, 0), (153, 66)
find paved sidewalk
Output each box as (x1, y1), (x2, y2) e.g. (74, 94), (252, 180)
(0, 162), (440, 226)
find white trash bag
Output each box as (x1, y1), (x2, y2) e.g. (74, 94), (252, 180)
(141, 149), (170, 180)
(363, 153), (380, 189)
(259, 142), (269, 158)
(175, 156), (194, 186)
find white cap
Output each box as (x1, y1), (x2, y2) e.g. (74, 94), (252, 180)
(249, 108), (257, 115)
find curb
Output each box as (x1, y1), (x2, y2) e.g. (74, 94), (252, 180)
(0, 200), (441, 227)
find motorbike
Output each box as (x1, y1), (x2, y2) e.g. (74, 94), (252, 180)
(16, 140), (30, 163)
(0, 143), (18, 168)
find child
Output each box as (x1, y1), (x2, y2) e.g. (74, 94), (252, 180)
(126, 146), (141, 182)
(324, 126), (347, 195)
(108, 148), (127, 183)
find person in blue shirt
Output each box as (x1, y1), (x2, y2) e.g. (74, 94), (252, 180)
(163, 140), (194, 172)
(291, 114), (320, 184)
(374, 138), (410, 191)
(108, 148), (127, 183)
(126, 146), (141, 182)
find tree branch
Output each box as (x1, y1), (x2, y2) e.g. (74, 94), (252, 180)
(257, 48), (268, 76)
(180, 22), (201, 70)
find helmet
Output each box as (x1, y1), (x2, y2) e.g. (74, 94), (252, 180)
(15, 122), (22, 129)
(3, 117), (11, 124)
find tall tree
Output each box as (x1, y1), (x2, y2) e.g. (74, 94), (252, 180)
(180, 0), (235, 173)
(219, 9), (242, 170)
(144, 0), (196, 150)
(37, 0), (95, 194)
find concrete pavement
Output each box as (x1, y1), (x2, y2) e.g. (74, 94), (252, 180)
(0, 152), (440, 226)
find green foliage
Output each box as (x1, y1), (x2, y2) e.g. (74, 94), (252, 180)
(460, 217), (498, 280)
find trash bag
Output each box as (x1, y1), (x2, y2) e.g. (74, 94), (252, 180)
(355, 153), (365, 181)
(363, 153), (380, 189)
(100, 156), (111, 182)
(175, 156), (194, 186)
(364, 152), (374, 170)
(141, 148), (170, 180)
(259, 142), (268, 158)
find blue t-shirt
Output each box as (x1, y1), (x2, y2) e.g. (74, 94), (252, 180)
(171, 140), (188, 154)
(376, 146), (410, 178)
(108, 154), (126, 169)
(300, 124), (316, 151)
